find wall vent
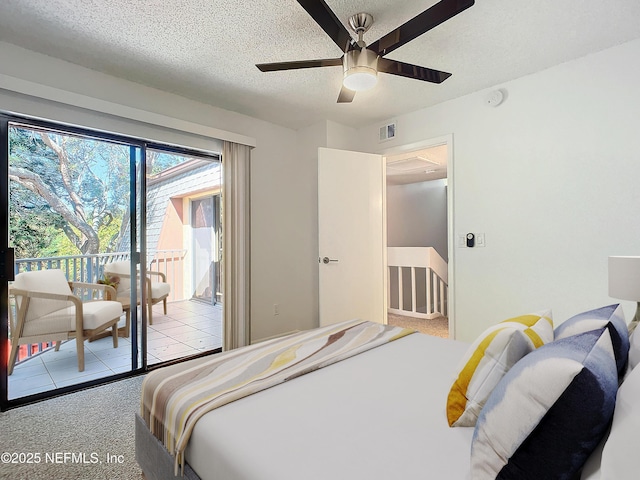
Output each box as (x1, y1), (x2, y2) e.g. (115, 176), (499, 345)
(378, 121), (397, 142)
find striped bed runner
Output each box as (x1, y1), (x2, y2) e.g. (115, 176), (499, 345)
(141, 319), (415, 475)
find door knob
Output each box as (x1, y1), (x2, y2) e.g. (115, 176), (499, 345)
(321, 257), (339, 264)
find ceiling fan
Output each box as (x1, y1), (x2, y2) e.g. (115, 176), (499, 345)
(256, 0), (475, 103)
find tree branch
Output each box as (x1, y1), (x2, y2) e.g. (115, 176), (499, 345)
(9, 166), (100, 253)
(40, 133), (87, 223)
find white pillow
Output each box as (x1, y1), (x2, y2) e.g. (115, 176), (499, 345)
(599, 359), (640, 479)
(628, 328), (640, 371)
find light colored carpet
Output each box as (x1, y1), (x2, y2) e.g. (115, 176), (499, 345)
(388, 312), (449, 338)
(0, 376), (144, 480)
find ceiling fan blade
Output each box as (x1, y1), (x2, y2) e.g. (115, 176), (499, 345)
(297, 0), (354, 52)
(337, 86), (355, 103)
(378, 58), (452, 84)
(369, 0), (474, 57)
(257, 57), (343, 72)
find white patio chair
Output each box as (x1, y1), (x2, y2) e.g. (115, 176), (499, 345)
(103, 260), (170, 326)
(8, 269), (122, 375)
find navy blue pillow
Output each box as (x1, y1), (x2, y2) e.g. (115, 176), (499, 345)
(555, 304), (629, 377)
(471, 327), (618, 480)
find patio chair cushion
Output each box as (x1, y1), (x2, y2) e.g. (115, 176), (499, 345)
(22, 300), (123, 336)
(13, 269), (74, 321)
(105, 260), (170, 301)
(81, 301), (123, 330)
(151, 281), (170, 300)
(22, 307), (77, 336)
(104, 260), (134, 296)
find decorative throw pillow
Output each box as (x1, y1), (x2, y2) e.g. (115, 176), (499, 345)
(470, 327), (618, 480)
(555, 304), (629, 377)
(599, 356), (640, 479)
(628, 327), (640, 372)
(446, 310), (553, 427)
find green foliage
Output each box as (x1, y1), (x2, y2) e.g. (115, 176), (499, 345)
(99, 215), (123, 253)
(9, 126), (131, 256)
(9, 185), (63, 259)
(148, 150), (188, 176)
(41, 227), (81, 258)
(9, 127), (194, 260)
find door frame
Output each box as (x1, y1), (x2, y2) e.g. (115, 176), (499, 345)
(380, 134), (456, 338)
(0, 114), (223, 410)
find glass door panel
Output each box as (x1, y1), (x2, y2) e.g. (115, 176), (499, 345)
(145, 149), (222, 365)
(6, 122), (137, 400)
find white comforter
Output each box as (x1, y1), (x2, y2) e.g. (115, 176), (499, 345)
(185, 333), (474, 480)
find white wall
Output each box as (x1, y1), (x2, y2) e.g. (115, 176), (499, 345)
(357, 38), (640, 342)
(0, 42), (314, 343)
(387, 179), (449, 260)
(326, 120), (359, 151)
(6, 37), (640, 345)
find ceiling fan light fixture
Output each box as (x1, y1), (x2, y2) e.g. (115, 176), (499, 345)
(343, 48), (378, 91)
(343, 69), (377, 91)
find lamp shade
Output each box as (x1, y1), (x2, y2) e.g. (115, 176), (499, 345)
(608, 256), (640, 301)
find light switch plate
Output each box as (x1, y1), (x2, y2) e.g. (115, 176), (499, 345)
(476, 233), (486, 247)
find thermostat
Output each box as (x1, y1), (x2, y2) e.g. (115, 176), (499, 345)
(466, 233), (475, 248)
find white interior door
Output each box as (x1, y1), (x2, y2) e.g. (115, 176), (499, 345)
(318, 147), (386, 326)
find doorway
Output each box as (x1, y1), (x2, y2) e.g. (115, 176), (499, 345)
(191, 195), (222, 305)
(382, 135), (454, 338)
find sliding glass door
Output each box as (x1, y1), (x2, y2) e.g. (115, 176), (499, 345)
(2, 120), (140, 402)
(144, 149), (223, 366)
(1, 115), (222, 408)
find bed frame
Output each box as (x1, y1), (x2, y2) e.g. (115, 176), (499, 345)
(135, 413), (201, 480)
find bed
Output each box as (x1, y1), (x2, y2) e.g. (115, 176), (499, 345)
(136, 309), (640, 480)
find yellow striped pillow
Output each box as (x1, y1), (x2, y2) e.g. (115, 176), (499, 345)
(446, 310), (553, 427)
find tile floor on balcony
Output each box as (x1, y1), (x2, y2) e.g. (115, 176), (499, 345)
(8, 299), (222, 400)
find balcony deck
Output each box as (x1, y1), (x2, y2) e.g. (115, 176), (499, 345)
(8, 299), (222, 399)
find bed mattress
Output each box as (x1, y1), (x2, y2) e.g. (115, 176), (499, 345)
(184, 333), (473, 480)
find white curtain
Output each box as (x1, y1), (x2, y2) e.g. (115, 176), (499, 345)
(222, 141), (252, 350)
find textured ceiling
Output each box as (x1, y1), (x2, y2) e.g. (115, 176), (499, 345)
(1, 0), (639, 130)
